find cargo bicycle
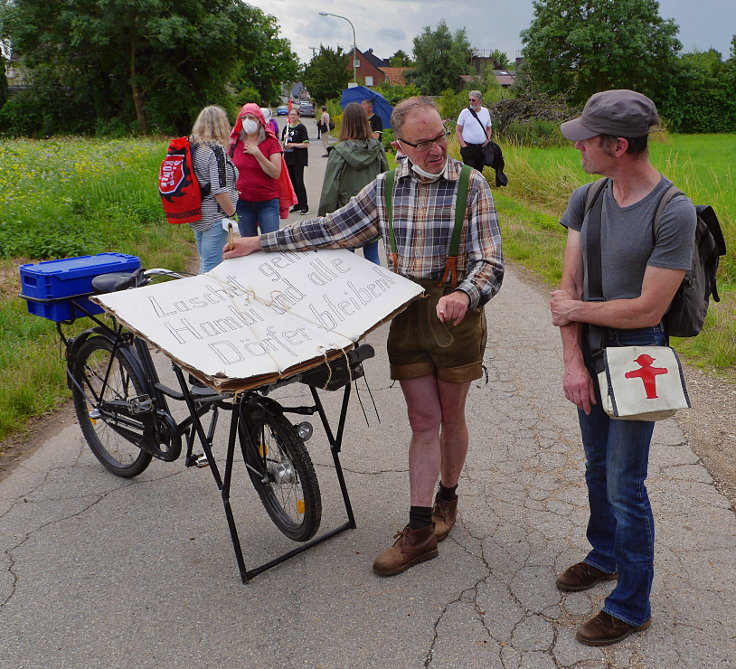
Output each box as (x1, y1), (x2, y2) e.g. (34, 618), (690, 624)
(19, 255), (374, 581)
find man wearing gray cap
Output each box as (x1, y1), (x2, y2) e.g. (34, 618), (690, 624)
(549, 90), (696, 645)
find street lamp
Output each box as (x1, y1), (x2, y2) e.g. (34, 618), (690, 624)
(318, 11), (358, 86)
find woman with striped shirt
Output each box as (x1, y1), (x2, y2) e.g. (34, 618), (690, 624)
(189, 105), (239, 273)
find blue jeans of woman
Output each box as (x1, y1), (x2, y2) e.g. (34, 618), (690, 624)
(358, 240), (380, 265)
(236, 198), (280, 237)
(578, 324), (665, 626)
(194, 222), (228, 273)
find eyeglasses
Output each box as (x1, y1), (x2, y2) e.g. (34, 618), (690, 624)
(469, 98), (478, 102)
(398, 127), (450, 152)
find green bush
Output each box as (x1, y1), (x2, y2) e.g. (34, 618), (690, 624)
(500, 119), (569, 147)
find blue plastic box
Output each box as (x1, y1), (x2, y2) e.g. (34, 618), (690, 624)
(19, 253), (141, 322)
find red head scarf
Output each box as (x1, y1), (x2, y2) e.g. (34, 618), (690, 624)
(228, 103), (277, 151)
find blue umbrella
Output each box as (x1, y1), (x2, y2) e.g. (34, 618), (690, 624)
(339, 86), (393, 129)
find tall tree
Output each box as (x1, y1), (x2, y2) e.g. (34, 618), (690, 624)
(389, 50), (413, 67)
(0, 0), (294, 134)
(488, 49), (510, 70)
(520, 0), (681, 105)
(661, 47), (736, 133)
(406, 21), (471, 95)
(302, 45), (351, 103)
(231, 13), (299, 106)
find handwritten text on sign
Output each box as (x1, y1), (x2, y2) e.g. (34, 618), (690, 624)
(93, 250), (423, 389)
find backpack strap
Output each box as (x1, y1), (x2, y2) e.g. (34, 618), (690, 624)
(652, 185), (684, 242)
(384, 165), (472, 285)
(211, 144), (227, 189)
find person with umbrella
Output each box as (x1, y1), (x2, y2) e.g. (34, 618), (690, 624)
(361, 99), (383, 140)
(224, 96), (504, 577)
(339, 86), (393, 140)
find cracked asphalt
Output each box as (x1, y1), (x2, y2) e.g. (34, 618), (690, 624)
(2, 130), (735, 668)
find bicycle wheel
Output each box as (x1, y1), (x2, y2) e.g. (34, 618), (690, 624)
(242, 403), (321, 541)
(71, 336), (153, 478)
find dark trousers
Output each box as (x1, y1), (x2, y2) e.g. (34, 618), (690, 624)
(460, 144), (485, 172)
(287, 162), (308, 208)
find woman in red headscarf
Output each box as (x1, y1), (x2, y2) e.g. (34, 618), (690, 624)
(229, 103), (284, 236)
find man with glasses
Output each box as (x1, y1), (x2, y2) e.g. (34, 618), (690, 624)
(456, 90), (492, 172)
(224, 97), (503, 576)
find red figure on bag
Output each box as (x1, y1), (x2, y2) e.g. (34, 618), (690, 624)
(625, 354), (669, 399)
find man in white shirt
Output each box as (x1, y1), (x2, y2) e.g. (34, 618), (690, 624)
(455, 90), (492, 172)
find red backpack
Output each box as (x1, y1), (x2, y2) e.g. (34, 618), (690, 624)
(159, 137), (204, 224)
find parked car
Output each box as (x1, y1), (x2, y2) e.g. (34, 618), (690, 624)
(276, 104), (289, 116)
(299, 101), (315, 117)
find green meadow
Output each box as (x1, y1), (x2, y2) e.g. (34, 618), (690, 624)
(0, 134), (733, 443)
(0, 137), (187, 442)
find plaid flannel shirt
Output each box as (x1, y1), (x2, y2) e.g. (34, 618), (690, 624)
(260, 157), (504, 309)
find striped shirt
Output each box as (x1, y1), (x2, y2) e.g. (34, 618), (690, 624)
(190, 142), (239, 232)
(261, 157), (503, 308)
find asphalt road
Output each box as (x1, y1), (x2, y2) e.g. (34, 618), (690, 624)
(1, 130), (735, 668)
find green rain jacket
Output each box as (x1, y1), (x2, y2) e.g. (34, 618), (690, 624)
(317, 138), (389, 216)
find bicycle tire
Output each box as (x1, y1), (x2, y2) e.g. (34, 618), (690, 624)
(242, 402), (321, 541)
(71, 336), (153, 478)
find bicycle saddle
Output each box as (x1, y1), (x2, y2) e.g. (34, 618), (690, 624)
(91, 270), (144, 294)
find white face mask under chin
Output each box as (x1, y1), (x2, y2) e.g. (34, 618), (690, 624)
(243, 119), (259, 134)
(410, 158), (448, 181)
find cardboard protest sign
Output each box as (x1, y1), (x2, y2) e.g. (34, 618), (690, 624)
(92, 250), (423, 391)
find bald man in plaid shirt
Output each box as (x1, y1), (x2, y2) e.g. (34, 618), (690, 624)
(225, 96), (504, 576)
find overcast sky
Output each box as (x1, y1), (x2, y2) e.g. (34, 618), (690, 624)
(247, 0), (734, 65)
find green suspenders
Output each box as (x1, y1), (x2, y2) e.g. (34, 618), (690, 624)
(384, 164), (471, 286)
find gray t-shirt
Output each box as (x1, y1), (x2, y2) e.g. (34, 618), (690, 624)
(560, 177), (696, 301)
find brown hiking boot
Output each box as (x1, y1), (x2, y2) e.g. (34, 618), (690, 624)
(432, 494), (458, 542)
(372, 525), (438, 576)
(576, 610), (652, 646)
(556, 562), (617, 592)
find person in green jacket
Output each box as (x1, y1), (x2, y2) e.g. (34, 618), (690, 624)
(317, 102), (389, 264)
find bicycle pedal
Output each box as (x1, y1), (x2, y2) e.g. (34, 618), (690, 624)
(194, 454), (210, 468)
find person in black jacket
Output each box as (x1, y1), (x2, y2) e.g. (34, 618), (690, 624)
(281, 107), (310, 214)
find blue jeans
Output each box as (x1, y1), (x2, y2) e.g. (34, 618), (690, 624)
(194, 222), (228, 273)
(347, 240), (381, 265)
(578, 324), (665, 626)
(236, 198), (280, 237)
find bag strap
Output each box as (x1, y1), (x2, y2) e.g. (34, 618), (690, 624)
(584, 178), (608, 302)
(584, 178), (609, 371)
(467, 107), (488, 138)
(384, 165), (471, 285)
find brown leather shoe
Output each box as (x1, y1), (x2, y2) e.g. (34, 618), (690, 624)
(372, 525), (438, 576)
(556, 561), (617, 592)
(576, 610), (652, 646)
(432, 494), (458, 542)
